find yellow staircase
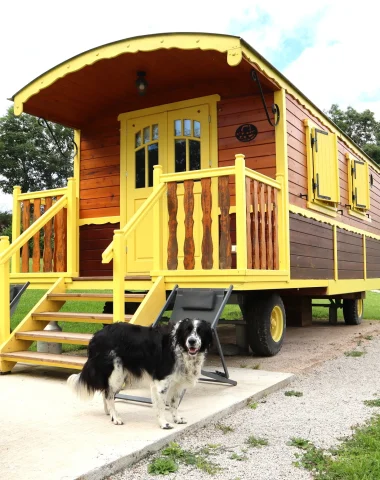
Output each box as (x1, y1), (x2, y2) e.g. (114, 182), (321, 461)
(0, 275), (166, 373)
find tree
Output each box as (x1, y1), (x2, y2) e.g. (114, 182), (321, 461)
(0, 107), (74, 194)
(326, 104), (380, 165)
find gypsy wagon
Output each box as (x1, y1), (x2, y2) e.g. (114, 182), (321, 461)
(1, 32), (379, 374)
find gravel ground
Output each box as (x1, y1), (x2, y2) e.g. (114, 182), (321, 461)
(110, 335), (380, 480)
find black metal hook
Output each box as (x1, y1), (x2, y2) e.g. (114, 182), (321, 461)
(251, 69), (280, 127)
(38, 118), (78, 160)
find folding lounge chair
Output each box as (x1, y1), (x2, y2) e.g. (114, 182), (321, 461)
(115, 284), (236, 405)
(10, 282), (30, 317)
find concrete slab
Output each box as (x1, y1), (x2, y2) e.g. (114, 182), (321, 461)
(0, 364), (294, 480)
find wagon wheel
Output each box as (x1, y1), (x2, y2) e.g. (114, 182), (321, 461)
(242, 293), (286, 356)
(342, 298), (363, 325)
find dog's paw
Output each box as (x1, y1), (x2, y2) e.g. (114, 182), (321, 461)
(161, 422), (174, 430)
(111, 416), (124, 425)
(174, 417), (187, 424)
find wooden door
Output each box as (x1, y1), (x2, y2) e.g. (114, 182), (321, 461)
(166, 104), (210, 269)
(126, 113), (167, 273)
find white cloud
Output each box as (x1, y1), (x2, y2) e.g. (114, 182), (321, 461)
(0, 192), (13, 212)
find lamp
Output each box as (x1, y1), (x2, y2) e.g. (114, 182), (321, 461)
(136, 71), (148, 95)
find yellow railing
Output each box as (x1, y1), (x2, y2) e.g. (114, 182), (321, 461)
(0, 178), (77, 345)
(102, 154), (284, 322)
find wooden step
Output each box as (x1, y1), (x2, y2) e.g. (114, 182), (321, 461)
(32, 312), (132, 324)
(16, 330), (93, 345)
(0, 351), (86, 370)
(47, 293), (146, 302)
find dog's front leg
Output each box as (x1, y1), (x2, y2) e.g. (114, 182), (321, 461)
(151, 380), (173, 429)
(167, 384), (186, 425)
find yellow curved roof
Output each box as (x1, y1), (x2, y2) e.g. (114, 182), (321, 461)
(12, 32), (246, 115)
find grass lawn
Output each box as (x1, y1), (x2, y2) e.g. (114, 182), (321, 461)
(10, 290), (380, 353)
(293, 414), (380, 479)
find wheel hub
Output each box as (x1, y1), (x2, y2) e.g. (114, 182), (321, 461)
(270, 305), (284, 342)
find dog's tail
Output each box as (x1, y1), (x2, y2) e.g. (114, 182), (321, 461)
(67, 355), (100, 400)
(67, 372), (95, 400)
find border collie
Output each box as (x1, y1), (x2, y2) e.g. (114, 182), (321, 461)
(67, 318), (212, 429)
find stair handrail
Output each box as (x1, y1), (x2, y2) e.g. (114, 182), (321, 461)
(0, 194), (68, 346)
(102, 182), (166, 264)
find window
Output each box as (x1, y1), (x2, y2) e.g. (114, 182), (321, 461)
(304, 119), (340, 215)
(346, 153), (370, 217)
(134, 123), (159, 188)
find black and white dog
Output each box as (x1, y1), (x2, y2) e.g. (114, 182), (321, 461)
(67, 318), (212, 429)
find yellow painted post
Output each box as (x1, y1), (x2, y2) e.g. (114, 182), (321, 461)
(363, 234), (367, 280)
(73, 130), (81, 274)
(113, 230), (125, 322)
(274, 89), (290, 276)
(11, 186), (21, 274)
(153, 165), (163, 272)
(66, 178), (78, 275)
(333, 225), (338, 281)
(235, 154), (248, 270)
(0, 236), (11, 345)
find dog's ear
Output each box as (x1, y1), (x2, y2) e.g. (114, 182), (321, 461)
(200, 320), (213, 349)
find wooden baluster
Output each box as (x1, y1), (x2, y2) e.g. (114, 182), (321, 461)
(252, 180), (260, 269)
(259, 183), (267, 269)
(21, 200), (30, 273)
(183, 180), (195, 270)
(272, 188), (279, 269)
(43, 197), (53, 272)
(167, 182), (178, 270)
(53, 196), (67, 272)
(266, 185), (274, 270)
(246, 177), (253, 269)
(218, 176), (232, 269)
(32, 198), (41, 272)
(201, 178), (213, 269)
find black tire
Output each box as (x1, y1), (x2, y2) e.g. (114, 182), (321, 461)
(343, 299), (363, 325)
(243, 293), (286, 356)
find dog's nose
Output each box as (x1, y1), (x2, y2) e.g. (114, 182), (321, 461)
(188, 338), (196, 346)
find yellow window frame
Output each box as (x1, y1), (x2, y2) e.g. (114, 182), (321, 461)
(304, 119), (340, 217)
(346, 153), (370, 219)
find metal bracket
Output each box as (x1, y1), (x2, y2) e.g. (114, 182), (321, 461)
(250, 69), (280, 127)
(38, 117), (78, 160)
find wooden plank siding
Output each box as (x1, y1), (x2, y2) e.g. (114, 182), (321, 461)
(337, 229), (364, 279)
(79, 223), (119, 276)
(366, 237), (380, 278)
(286, 93), (380, 236)
(289, 213), (334, 279)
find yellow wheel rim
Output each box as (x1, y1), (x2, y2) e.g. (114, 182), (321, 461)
(270, 305), (284, 342)
(357, 299), (363, 318)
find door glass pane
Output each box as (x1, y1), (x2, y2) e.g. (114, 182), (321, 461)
(143, 126), (150, 144)
(174, 120), (182, 136)
(193, 121), (201, 138)
(184, 119), (191, 136)
(148, 143), (159, 187)
(189, 140), (200, 171)
(152, 124), (159, 140)
(135, 148), (145, 188)
(175, 139), (186, 172)
(135, 131), (142, 148)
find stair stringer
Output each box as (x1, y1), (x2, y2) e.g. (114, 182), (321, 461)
(0, 277), (66, 372)
(129, 276), (166, 326)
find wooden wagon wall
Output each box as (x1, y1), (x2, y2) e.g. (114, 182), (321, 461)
(78, 92), (276, 274)
(286, 93), (380, 236)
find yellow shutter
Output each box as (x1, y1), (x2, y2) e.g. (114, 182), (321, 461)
(312, 128), (339, 203)
(352, 160), (370, 209)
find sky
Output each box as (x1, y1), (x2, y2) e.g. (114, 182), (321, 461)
(1, 0), (379, 211)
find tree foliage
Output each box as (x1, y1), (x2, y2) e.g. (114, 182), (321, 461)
(0, 107), (74, 194)
(326, 104), (380, 165)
